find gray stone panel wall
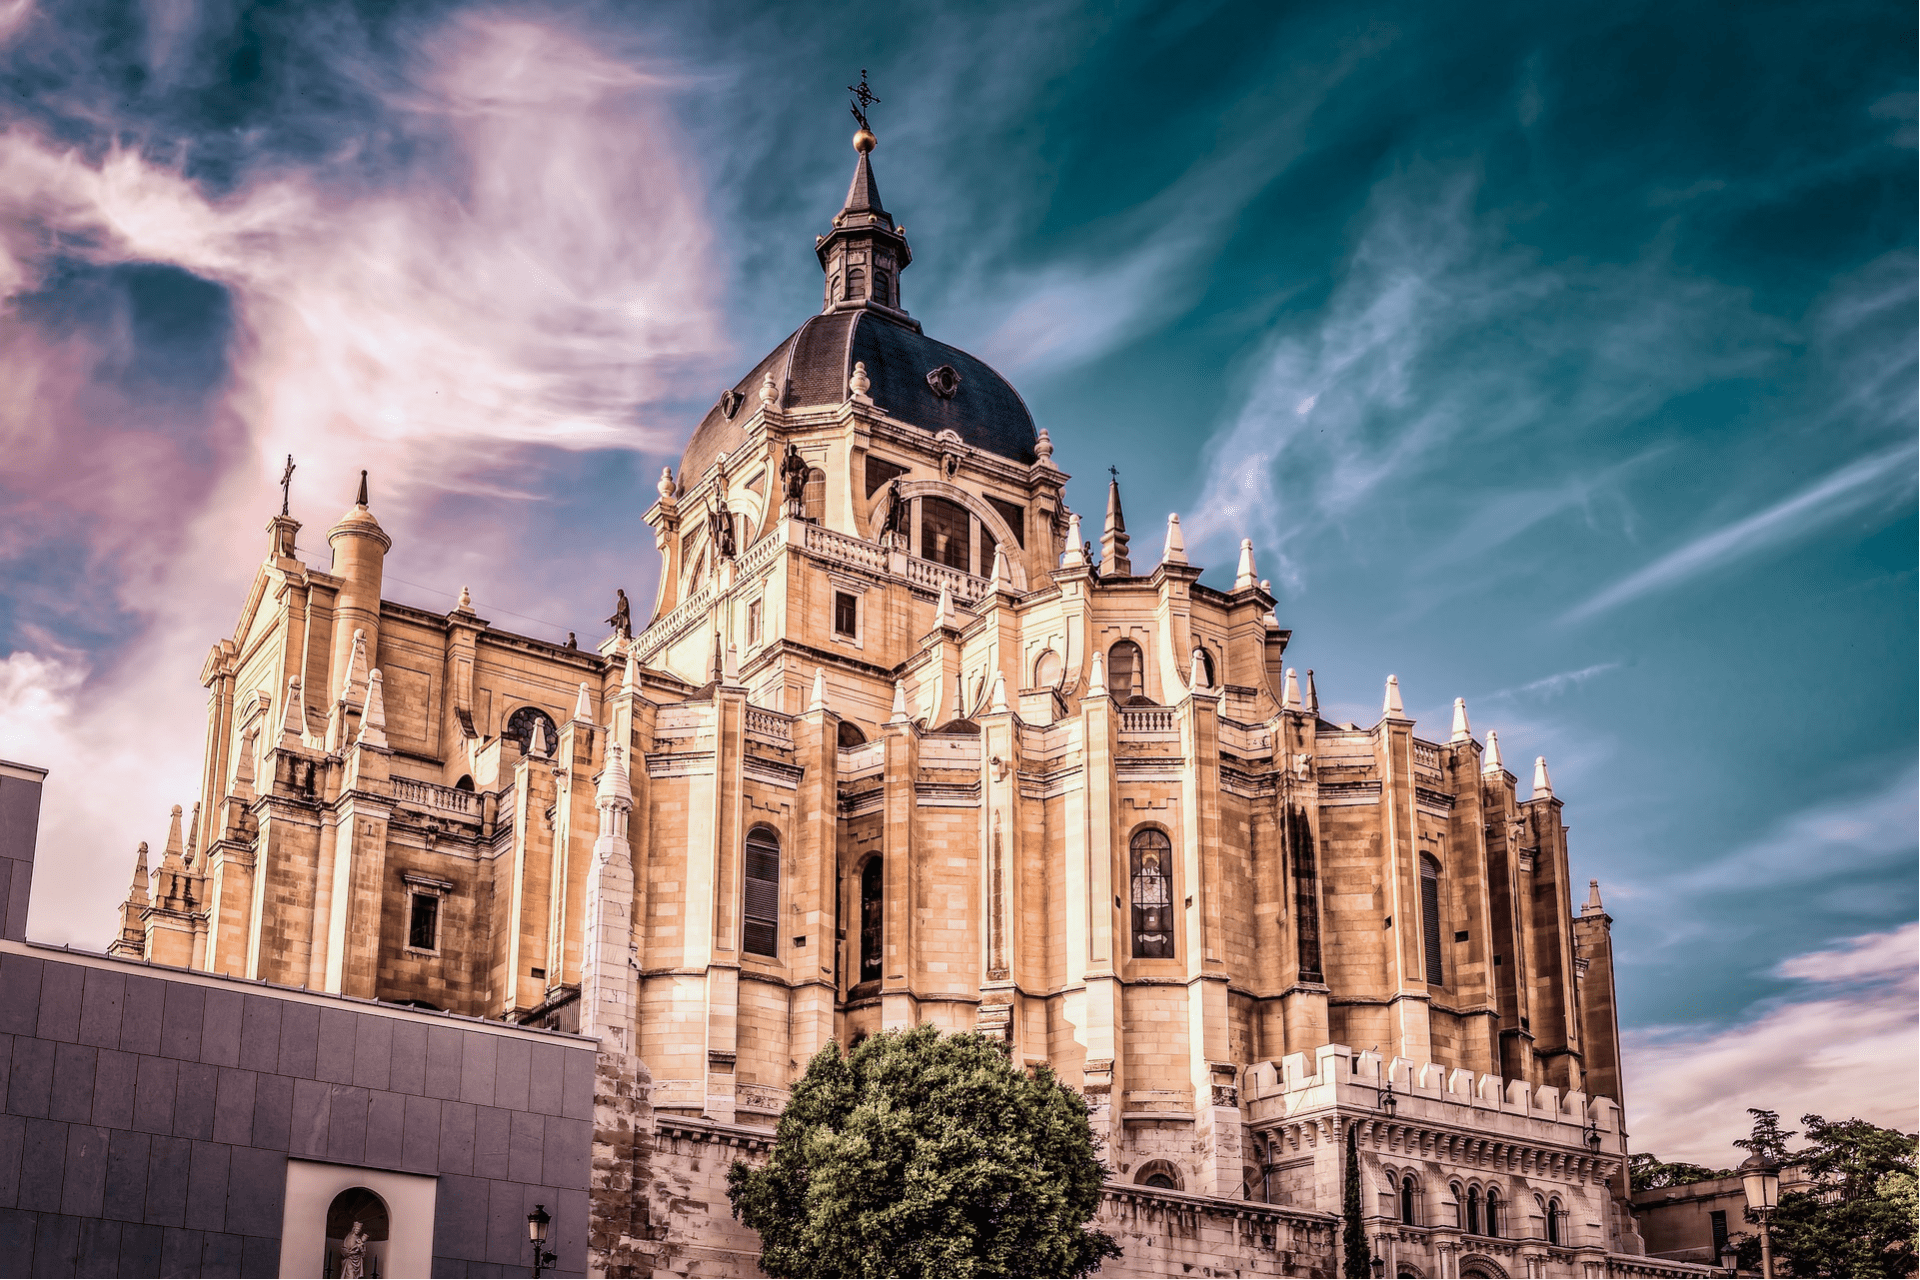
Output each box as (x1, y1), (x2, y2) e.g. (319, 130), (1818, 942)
(0, 769), (45, 942)
(0, 946), (593, 1278)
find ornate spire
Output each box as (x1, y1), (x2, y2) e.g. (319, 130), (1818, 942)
(1099, 471), (1131, 577)
(596, 742), (631, 812)
(127, 842), (150, 905)
(1451, 697), (1471, 743)
(818, 76), (913, 319)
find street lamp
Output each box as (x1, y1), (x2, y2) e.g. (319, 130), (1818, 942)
(1738, 1155), (1781, 1279)
(527, 1204), (558, 1278)
(1719, 1238), (1740, 1276)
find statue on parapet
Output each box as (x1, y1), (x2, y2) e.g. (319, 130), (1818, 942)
(607, 589), (632, 640)
(780, 442), (810, 518)
(710, 492), (737, 560)
(878, 479), (909, 546)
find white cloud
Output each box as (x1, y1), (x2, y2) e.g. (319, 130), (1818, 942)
(1626, 923), (1919, 1165)
(0, 14), (728, 943)
(1563, 443), (1918, 622)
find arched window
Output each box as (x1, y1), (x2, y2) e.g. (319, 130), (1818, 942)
(837, 720), (868, 748)
(859, 857), (883, 984)
(1108, 640), (1145, 702)
(1032, 648), (1062, 689)
(1129, 827), (1174, 959)
(743, 827), (780, 957)
(873, 269), (891, 305)
(802, 468), (827, 523)
(920, 495), (971, 571)
(1485, 1188), (1502, 1238)
(1194, 647), (1217, 689)
(1545, 1197), (1561, 1245)
(1420, 854), (1444, 986)
(325, 1187), (390, 1278)
(454, 775), (474, 792)
(1136, 1161), (1181, 1191)
(1401, 1175), (1418, 1225)
(1466, 1185), (1483, 1235)
(504, 706), (559, 758)
(846, 267), (865, 300)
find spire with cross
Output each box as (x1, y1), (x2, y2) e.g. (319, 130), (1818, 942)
(848, 68), (879, 134)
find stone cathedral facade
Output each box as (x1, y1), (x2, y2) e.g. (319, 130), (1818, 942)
(111, 127), (1711, 1279)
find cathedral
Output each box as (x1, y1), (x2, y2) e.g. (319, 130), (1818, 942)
(109, 117), (1714, 1279)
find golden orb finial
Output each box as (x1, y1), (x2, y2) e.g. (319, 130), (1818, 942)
(853, 127), (876, 153)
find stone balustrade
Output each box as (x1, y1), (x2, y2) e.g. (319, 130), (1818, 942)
(391, 775), (480, 819)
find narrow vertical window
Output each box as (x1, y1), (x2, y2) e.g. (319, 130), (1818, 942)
(846, 267), (865, 300)
(1485, 1188), (1502, 1238)
(1129, 827), (1174, 958)
(1400, 1176), (1417, 1225)
(1421, 854), (1444, 985)
(872, 269), (891, 305)
(859, 857), (883, 983)
(1708, 1209), (1727, 1258)
(408, 893), (439, 952)
(1108, 640), (1143, 702)
(744, 827), (780, 957)
(1467, 1186), (1483, 1236)
(747, 599), (763, 646)
(833, 591), (858, 638)
(1548, 1198), (1564, 1246)
(803, 468), (827, 523)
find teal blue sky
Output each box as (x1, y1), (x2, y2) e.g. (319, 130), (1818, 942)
(0, 1), (1911, 1159)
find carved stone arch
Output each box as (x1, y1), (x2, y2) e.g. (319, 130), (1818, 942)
(1457, 1257), (1508, 1279)
(1134, 1159), (1183, 1191)
(860, 478), (1030, 589)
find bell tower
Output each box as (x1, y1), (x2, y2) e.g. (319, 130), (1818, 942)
(817, 74), (913, 321)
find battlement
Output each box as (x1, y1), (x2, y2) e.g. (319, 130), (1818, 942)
(1244, 1043), (1621, 1149)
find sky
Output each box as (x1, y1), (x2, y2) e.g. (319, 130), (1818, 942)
(0, 0), (1912, 1165)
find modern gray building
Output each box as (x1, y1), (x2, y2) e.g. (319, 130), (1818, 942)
(0, 758), (594, 1278)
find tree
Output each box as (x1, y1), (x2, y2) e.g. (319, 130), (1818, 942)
(1342, 1121), (1371, 1279)
(1734, 1108), (1799, 1165)
(726, 1026), (1122, 1278)
(1731, 1111), (1918, 1278)
(1628, 1152), (1731, 1194)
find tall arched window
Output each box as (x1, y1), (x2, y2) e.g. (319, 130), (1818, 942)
(1466, 1185), (1483, 1235)
(873, 269), (891, 305)
(920, 495), (971, 571)
(1400, 1175), (1418, 1225)
(802, 468), (827, 523)
(1194, 647), (1217, 689)
(1485, 1188), (1502, 1238)
(743, 827), (780, 957)
(1420, 854), (1444, 985)
(859, 857), (884, 984)
(1129, 827), (1174, 958)
(1546, 1197), (1562, 1245)
(845, 267), (866, 300)
(1109, 640), (1144, 702)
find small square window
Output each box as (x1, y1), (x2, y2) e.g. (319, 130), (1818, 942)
(408, 893), (439, 952)
(833, 591), (858, 638)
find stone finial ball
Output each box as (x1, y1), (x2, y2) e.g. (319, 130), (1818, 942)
(853, 127), (877, 153)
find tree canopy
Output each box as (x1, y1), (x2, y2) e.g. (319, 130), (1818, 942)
(727, 1026), (1122, 1278)
(1732, 1109), (1918, 1278)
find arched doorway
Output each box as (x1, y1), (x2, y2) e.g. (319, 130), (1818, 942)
(324, 1186), (390, 1277)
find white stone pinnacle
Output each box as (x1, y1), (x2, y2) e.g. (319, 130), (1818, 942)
(849, 361), (871, 398)
(280, 675), (305, 746)
(1283, 668), (1303, 711)
(1190, 647), (1209, 693)
(340, 629), (368, 704)
(1451, 697), (1471, 743)
(358, 669), (390, 750)
(1087, 648), (1107, 697)
(809, 667), (827, 713)
(989, 672), (1008, 714)
(457, 585), (473, 611)
(529, 716), (550, 759)
(1062, 513), (1086, 566)
(657, 466), (675, 500)
(1584, 879), (1604, 914)
(759, 371), (779, 406)
(596, 742), (631, 810)
(1533, 756), (1554, 799)
(574, 681), (594, 724)
(1383, 675), (1405, 719)
(1483, 729), (1503, 775)
(1303, 669), (1319, 715)
(1163, 513), (1187, 566)
(1234, 539), (1258, 590)
(890, 678), (909, 723)
(935, 581), (955, 629)
(990, 546), (1011, 590)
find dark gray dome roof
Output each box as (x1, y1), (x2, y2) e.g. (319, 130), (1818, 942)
(679, 310), (1038, 488)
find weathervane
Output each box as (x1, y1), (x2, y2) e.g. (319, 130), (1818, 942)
(1109, 465), (1119, 481)
(848, 68), (879, 132)
(279, 454), (296, 517)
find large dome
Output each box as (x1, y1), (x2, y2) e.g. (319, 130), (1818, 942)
(678, 309), (1039, 489)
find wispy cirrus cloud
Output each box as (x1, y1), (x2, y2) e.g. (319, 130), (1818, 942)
(1563, 443), (1918, 622)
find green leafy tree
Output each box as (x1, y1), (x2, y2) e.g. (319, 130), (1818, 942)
(1734, 1108), (1799, 1164)
(1628, 1152), (1731, 1194)
(1342, 1122), (1371, 1279)
(726, 1026), (1122, 1278)
(1730, 1111), (1919, 1278)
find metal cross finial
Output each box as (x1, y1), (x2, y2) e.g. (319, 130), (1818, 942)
(1109, 465), (1119, 481)
(848, 68), (879, 131)
(279, 454), (296, 516)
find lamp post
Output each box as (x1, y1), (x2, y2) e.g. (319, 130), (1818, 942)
(1738, 1155), (1781, 1279)
(527, 1204), (558, 1278)
(1719, 1238), (1740, 1276)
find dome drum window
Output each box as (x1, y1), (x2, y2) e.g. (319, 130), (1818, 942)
(743, 827), (780, 957)
(925, 364), (962, 399)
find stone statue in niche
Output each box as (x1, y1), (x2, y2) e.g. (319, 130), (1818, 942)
(338, 1221), (369, 1278)
(780, 442), (810, 517)
(709, 492), (737, 560)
